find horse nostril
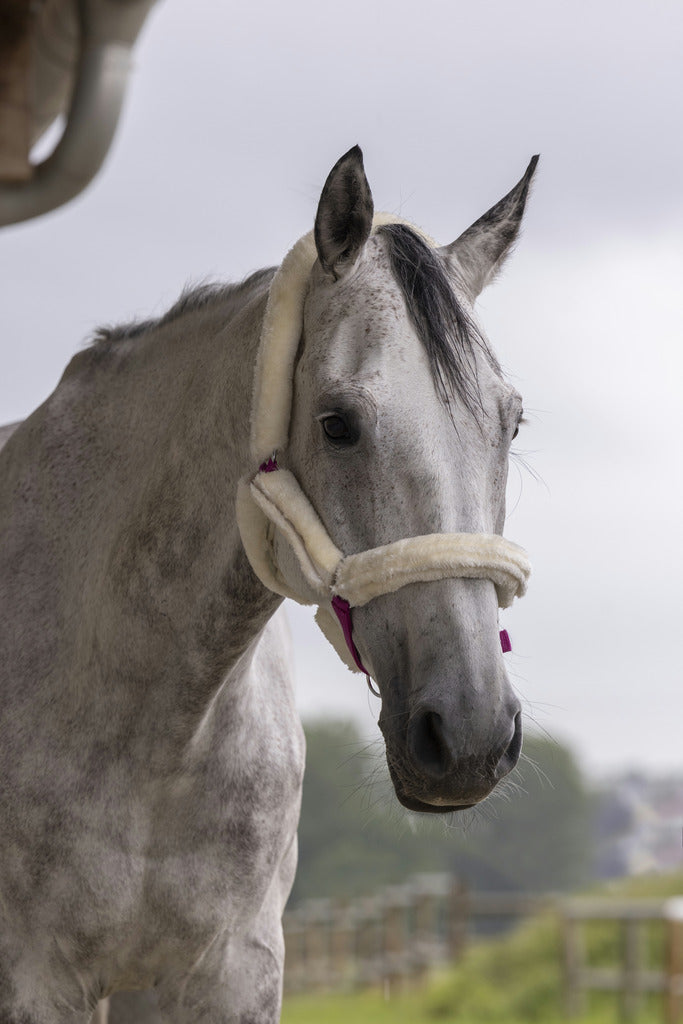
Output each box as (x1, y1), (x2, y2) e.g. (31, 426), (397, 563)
(495, 711), (523, 779)
(408, 709), (450, 779)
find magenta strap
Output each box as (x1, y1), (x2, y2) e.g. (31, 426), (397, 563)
(331, 596), (512, 680)
(499, 628), (512, 654)
(255, 456), (513, 671)
(331, 596), (371, 675)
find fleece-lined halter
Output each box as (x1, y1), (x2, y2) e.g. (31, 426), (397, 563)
(236, 216), (531, 679)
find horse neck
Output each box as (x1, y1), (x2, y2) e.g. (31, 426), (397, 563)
(57, 276), (281, 715)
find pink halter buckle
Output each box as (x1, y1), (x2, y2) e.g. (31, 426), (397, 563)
(259, 455), (279, 473)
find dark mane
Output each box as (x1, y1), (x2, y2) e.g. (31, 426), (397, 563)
(90, 268), (275, 349)
(378, 224), (499, 416)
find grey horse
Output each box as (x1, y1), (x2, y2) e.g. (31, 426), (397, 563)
(0, 147), (536, 1021)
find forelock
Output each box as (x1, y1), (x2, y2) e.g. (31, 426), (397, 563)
(377, 224), (501, 419)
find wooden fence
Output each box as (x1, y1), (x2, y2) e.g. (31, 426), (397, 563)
(284, 877), (683, 1023)
(283, 874), (552, 994)
(561, 897), (683, 1024)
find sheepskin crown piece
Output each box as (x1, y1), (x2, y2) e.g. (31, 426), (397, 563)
(236, 215), (531, 675)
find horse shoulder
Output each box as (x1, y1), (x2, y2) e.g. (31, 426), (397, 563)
(144, 610), (304, 925)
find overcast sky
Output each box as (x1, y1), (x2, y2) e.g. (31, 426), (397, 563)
(1, 0), (682, 778)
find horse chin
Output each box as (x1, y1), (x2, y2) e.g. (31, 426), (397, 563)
(395, 790), (476, 816)
(386, 763), (483, 815)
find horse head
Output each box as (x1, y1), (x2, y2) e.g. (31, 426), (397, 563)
(242, 147), (536, 814)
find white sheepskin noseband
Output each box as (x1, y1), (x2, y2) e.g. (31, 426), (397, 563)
(236, 216), (531, 674)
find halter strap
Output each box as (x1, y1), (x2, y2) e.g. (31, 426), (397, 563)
(243, 464), (530, 609)
(236, 215), (531, 679)
(235, 459), (529, 677)
(331, 593), (513, 685)
(331, 596), (370, 675)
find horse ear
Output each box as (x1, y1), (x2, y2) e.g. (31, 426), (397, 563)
(443, 155), (539, 302)
(314, 145), (374, 281)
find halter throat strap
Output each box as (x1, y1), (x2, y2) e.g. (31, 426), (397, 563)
(331, 596), (370, 675)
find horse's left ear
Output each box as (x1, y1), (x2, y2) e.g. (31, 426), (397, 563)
(442, 155), (539, 302)
(314, 145), (374, 281)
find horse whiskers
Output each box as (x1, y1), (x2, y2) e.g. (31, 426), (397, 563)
(333, 740), (382, 772)
(518, 751), (553, 790)
(340, 764), (388, 814)
(518, 697), (567, 745)
(509, 448), (547, 488)
(489, 773), (526, 804)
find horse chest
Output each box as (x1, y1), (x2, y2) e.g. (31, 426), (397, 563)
(127, 694), (302, 926)
(1, 669), (303, 1003)
(156, 744), (300, 901)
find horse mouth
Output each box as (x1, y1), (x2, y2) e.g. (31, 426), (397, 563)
(396, 791), (476, 815)
(389, 773), (478, 815)
(383, 723), (503, 814)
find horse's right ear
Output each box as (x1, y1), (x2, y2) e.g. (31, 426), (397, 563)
(314, 146), (374, 281)
(443, 155), (539, 303)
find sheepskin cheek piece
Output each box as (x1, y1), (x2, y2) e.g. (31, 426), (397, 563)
(235, 216), (532, 675)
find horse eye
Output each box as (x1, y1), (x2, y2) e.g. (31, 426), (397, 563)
(322, 414), (352, 442)
(512, 414), (526, 441)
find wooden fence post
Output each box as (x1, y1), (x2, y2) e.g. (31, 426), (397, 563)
(561, 909), (585, 1018)
(665, 900), (683, 1024)
(307, 899), (332, 988)
(413, 886), (436, 980)
(329, 898), (353, 990)
(382, 889), (408, 995)
(355, 897), (381, 988)
(620, 917), (643, 1021)
(447, 879), (469, 962)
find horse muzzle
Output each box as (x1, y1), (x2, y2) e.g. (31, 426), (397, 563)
(380, 686), (523, 813)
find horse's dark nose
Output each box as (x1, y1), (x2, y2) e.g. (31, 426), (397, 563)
(407, 708), (451, 780)
(495, 710), (523, 778)
(407, 704), (522, 797)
